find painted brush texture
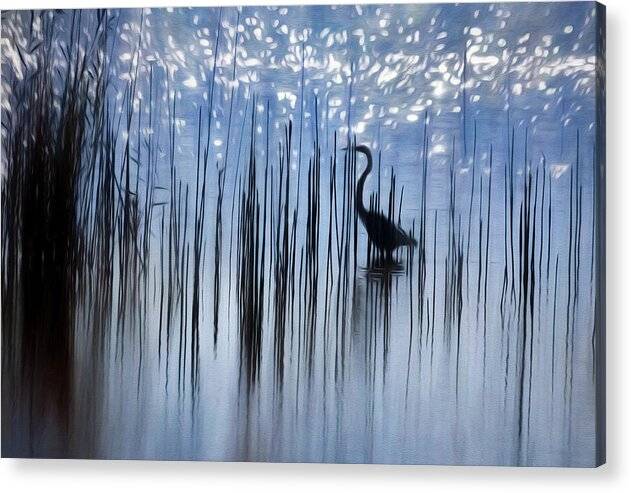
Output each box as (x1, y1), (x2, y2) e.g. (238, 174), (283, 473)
(1, 3), (605, 466)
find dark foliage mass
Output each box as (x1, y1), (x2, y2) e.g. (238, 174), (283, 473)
(1, 8), (605, 465)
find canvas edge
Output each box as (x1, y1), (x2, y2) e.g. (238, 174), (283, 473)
(593, 0), (606, 469)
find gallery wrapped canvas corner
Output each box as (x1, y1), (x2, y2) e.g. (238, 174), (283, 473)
(1, 2), (605, 466)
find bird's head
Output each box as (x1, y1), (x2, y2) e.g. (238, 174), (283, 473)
(340, 144), (371, 154)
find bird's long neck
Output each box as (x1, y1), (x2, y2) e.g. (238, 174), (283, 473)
(355, 146), (373, 219)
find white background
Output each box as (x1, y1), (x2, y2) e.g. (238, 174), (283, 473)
(0, 0), (629, 491)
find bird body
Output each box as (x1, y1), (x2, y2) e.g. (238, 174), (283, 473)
(353, 144), (417, 257)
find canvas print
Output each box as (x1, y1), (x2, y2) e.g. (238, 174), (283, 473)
(1, 2), (605, 466)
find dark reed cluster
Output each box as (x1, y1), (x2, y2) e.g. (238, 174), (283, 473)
(1, 9), (604, 465)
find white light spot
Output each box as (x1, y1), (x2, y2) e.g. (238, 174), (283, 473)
(183, 76), (197, 88)
(550, 164), (569, 179)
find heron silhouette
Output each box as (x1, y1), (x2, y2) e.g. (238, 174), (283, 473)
(351, 144), (417, 262)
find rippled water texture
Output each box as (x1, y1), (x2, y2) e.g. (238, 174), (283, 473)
(1, 3), (605, 465)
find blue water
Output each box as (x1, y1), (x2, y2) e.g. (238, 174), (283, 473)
(1, 3), (604, 465)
